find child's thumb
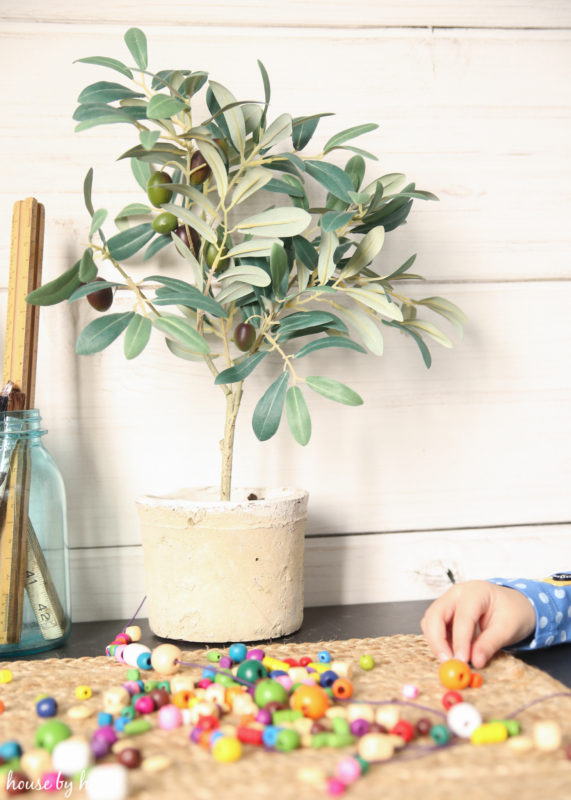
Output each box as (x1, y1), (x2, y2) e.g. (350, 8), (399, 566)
(471, 628), (506, 669)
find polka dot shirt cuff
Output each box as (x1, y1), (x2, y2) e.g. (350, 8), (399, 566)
(488, 577), (571, 650)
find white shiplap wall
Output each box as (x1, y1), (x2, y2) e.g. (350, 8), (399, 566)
(1, 1), (570, 621)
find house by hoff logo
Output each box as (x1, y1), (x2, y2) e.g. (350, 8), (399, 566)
(6, 770), (88, 797)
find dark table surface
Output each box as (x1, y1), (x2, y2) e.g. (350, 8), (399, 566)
(7, 600), (570, 687)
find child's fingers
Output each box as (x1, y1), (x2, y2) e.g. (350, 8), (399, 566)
(421, 599), (455, 661)
(451, 608), (481, 664)
(471, 625), (509, 668)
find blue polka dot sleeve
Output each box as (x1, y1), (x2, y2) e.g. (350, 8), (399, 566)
(488, 575), (571, 649)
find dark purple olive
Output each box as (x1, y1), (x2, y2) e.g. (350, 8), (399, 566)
(235, 322), (256, 352)
(87, 277), (113, 312)
(190, 151), (211, 186)
(174, 224), (200, 257)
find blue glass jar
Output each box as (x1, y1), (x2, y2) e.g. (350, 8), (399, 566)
(0, 409), (71, 655)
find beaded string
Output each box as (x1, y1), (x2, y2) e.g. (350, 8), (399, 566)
(121, 594), (147, 633)
(175, 659), (256, 688)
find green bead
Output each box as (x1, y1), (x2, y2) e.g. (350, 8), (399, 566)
(254, 679), (289, 709)
(35, 720), (72, 753)
(214, 672), (236, 687)
(272, 709), (303, 724)
(354, 755), (369, 775)
(490, 719), (521, 736)
(332, 717), (351, 735)
(236, 660), (268, 683)
(327, 733), (356, 748)
(144, 680), (158, 693)
(121, 706), (136, 720)
(123, 719), (152, 735)
(359, 654), (375, 671)
(126, 669), (140, 681)
(0, 758), (21, 776)
(157, 681), (170, 692)
(324, 687), (334, 699)
(310, 733), (330, 749)
(275, 729), (300, 752)
(430, 724), (451, 745)
(207, 650), (223, 663)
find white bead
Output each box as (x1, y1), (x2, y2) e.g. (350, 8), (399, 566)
(170, 674), (195, 694)
(122, 643), (151, 668)
(86, 765), (129, 800)
(347, 703), (375, 723)
(533, 720), (562, 751)
(376, 706), (400, 729)
(52, 737), (94, 776)
(446, 702), (483, 738)
(402, 683), (419, 699)
(124, 625), (142, 642)
(330, 661), (353, 679)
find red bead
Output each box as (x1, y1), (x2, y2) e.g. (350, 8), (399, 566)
(196, 715), (219, 731)
(391, 719), (415, 742)
(442, 690), (463, 710)
(299, 657), (312, 667)
(237, 726), (264, 745)
(416, 717), (432, 736)
(282, 658), (299, 667)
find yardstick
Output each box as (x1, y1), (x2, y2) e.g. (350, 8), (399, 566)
(0, 198), (66, 644)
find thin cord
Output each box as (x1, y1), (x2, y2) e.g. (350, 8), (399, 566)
(505, 690), (571, 719)
(121, 595), (147, 632)
(175, 659), (256, 688)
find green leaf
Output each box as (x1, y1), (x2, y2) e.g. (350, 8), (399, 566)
(83, 168), (94, 217)
(76, 312), (134, 355)
(264, 177), (305, 199)
(215, 351), (268, 385)
(236, 207), (310, 238)
(270, 243), (288, 295)
(161, 203), (216, 245)
(197, 139), (228, 198)
(305, 160), (354, 202)
(209, 81), (246, 154)
(139, 130), (160, 150)
(146, 94), (187, 120)
(89, 208), (107, 239)
(323, 123), (378, 154)
(339, 226), (385, 279)
(294, 336), (366, 359)
(167, 183), (218, 220)
(417, 296), (467, 324)
(333, 306), (384, 355)
(152, 314), (210, 353)
(279, 310), (345, 335)
(383, 320), (431, 368)
(291, 113), (334, 150)
(75, 56), (134, 79)
(153, 290), (227, 318)
(132, 158), (151, 191)
(344, 286), (403, 321)
(68, 280), (122, 302)
(218, 264), (271, 287)
(119, 143), (187, 167)
(260, 113), (292, 150)
(286, 386), (311, 445)
(252, 372), (289, 441)
(317, 230), (338, 284)
(328, 144), (378, 161)
(165, 338), (204, 361)
(293, 236), (318, 271)
(306, 376), (363, 406)
(123, 314), (152, 359)
(170, 232), (203, 289)
(258, 59), (271, 111)
(144, 235), (172, 261)
(78, 81), (144, 104)
(230, 167), (273, 208)
(345, 155), (366, 192)
(321, 210), (354, 232)
(124, 27), (148, 70)
(401, 319), (453, 348)
(107, 223), (155, 261)
(79, 248), (97, 282)
(115, 202), (152, 221)
(227, 238), (280, 259)
(387, 254), (417, 279)
(26, 262), (81, 306)
(180, 71), (208, 97)
(215, 281), (254, 305)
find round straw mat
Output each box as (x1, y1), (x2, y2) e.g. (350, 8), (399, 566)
(1, 634), (570, 800)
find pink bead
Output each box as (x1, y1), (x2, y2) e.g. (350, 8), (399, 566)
(275, 675), (293, 692)
(123, 681), (141, 696)
(113, 644), (126, 662)
(42, 772), (64, 792)
(327, 777), (346, 796)
(158, 704), (183, 730)
(256, 709), (272, 725)
(402, 683), (419, 699)
(114, 632), (131, 644)
(134, 695), (155, 714)
(197, 679), (213, 689)
(247, 648), (265, 661)
(335, 756), (362, 785)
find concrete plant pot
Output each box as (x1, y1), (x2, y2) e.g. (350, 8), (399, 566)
(136, 487), (308, 642)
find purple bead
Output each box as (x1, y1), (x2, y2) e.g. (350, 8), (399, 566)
(350, 718), (371, 737)
(246, 685), (256, 698)
(189, 727), (202, 743)
(219, 656), (232, 669)
(247, 648), (265, 661)
(91, 737), (110, 759)
(92, 725), (118, 745)
(256, 708), (272, 725)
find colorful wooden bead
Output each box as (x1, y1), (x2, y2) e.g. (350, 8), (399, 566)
(507, 735), (534, 753)
(123, 719), (152, 736)
(442, 690), (463, 710)
(357, 733), (395, 761)
(158, 704), (183, 730)
(117, 747), (142, 769)
(52, 736), (94, 775)
(141, 755), (172, 772)
(150, 644), (182, 676)
(246, 648), (265, 661)
(67, 704), (94, 720)
(348, 704), (374, 724)
(20, 749), (51, 780)
(429, 724), (451, 745)
(489, 718), (520, 737)
(402, 684), (419, 699)
(228, 643), (247, 663)
(446, 702), (483, 738)
(438, 659), (472, 690)
(0, 741), (22, 760)
(291, 685), (331, 719)
(207, 650), (222, 663)
(0, 669), (13, 683)
(103, 687), (130, 715)
(85, 764), (129, 800)
(113, 632), (131, 645)
(335, 756), (362, 785)
(236, 660), (268, 682)
(34, 720), (72, 753)
(359, 654), (375, 671)
(326, 777), (346, 796)
(124, 626), (142, 642)
(318, 650), (332, 663)
(122, 644), (151, 669)
(391, 720), (415, 743)
(36, 697), (57, 718)
(376, 706), (400, 729)
(470, 672), (484, 688)
(212, 736), (242, 762)
(134, 695), (155, 714)
(0, 699), (4, 714)
(332, 679), (354, 700)
(330, 661), (353, 680)
(470, 722), (509, 745)
(533, 720), (562, 751)
(415, 717), (432, 736)
(254, 679), (289, 709)
(75, 685), (93, 700)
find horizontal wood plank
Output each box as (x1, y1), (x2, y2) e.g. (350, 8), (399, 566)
(2, 1), (571, 29)
(69, 523), (571, 621)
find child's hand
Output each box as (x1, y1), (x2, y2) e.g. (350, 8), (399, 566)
(421, 580), (536, 668)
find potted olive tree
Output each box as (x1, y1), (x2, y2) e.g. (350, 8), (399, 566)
(27, 28), (464, 642)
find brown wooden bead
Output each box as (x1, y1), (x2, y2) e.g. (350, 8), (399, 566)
(118, 747), (142, 769)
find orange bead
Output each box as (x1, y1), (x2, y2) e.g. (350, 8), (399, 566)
(290, 684), (330, 719)
(470, 672), (483, 688)
(172, 690), (193, 708)
(332, 679), (354, 700)
(225, 686), (247, 706)
(238, 713), (256, 726)
(438, 659), (472, 690)
(198, 730), (213, 749)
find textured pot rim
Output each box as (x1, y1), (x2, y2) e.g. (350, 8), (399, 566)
(135, 486), (309, 512)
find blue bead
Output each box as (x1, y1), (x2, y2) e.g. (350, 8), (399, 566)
(137, 652), (152, 671)
(202, 668), (216, 680)
(114, 716), (128, 732)
(210, 730), (225, 745)
(228, 643), (248, 663)
(269, 670), (288, 678)
(320, 670), (339, 688)
(318, 650), (331, 663)
(262, 725), (281, 747)
(36, 697), (58, 718)
(98, 712), (113, 727)
(0, 741), (22, 760)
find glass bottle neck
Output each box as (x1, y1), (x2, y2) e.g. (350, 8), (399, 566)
(0, 409), (47, 439)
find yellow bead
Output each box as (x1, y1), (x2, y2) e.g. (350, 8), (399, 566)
(75, 685), (92, 700)
(376, 706), (400, 729)
(150, 644), (182, 676)
(262, 657), (291, 672)
(470, 722), (509, 745)
(307, 662), (328, 674)
(533, 721), (562, 751)
(0, 669), (13, 683)
(125, 625), (142, 642)
(212, 736), (242, 763)
(358, 733), (395, 761)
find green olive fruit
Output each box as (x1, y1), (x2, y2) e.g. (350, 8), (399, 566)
(189, 151), (211, 186)
(214, 137), (230, 160)
(204, 242), (229, 273)
(235, 322), (256, 352)
(174, 224), (200, 257)
(86, 277), (114, 312)
(152, 211), (178, 235)
(147, 171), (173, 207)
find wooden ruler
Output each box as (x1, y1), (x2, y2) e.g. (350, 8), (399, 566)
(0, 198), (66, 644)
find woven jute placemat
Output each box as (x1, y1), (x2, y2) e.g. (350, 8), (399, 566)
(1, 634), (570, 800)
